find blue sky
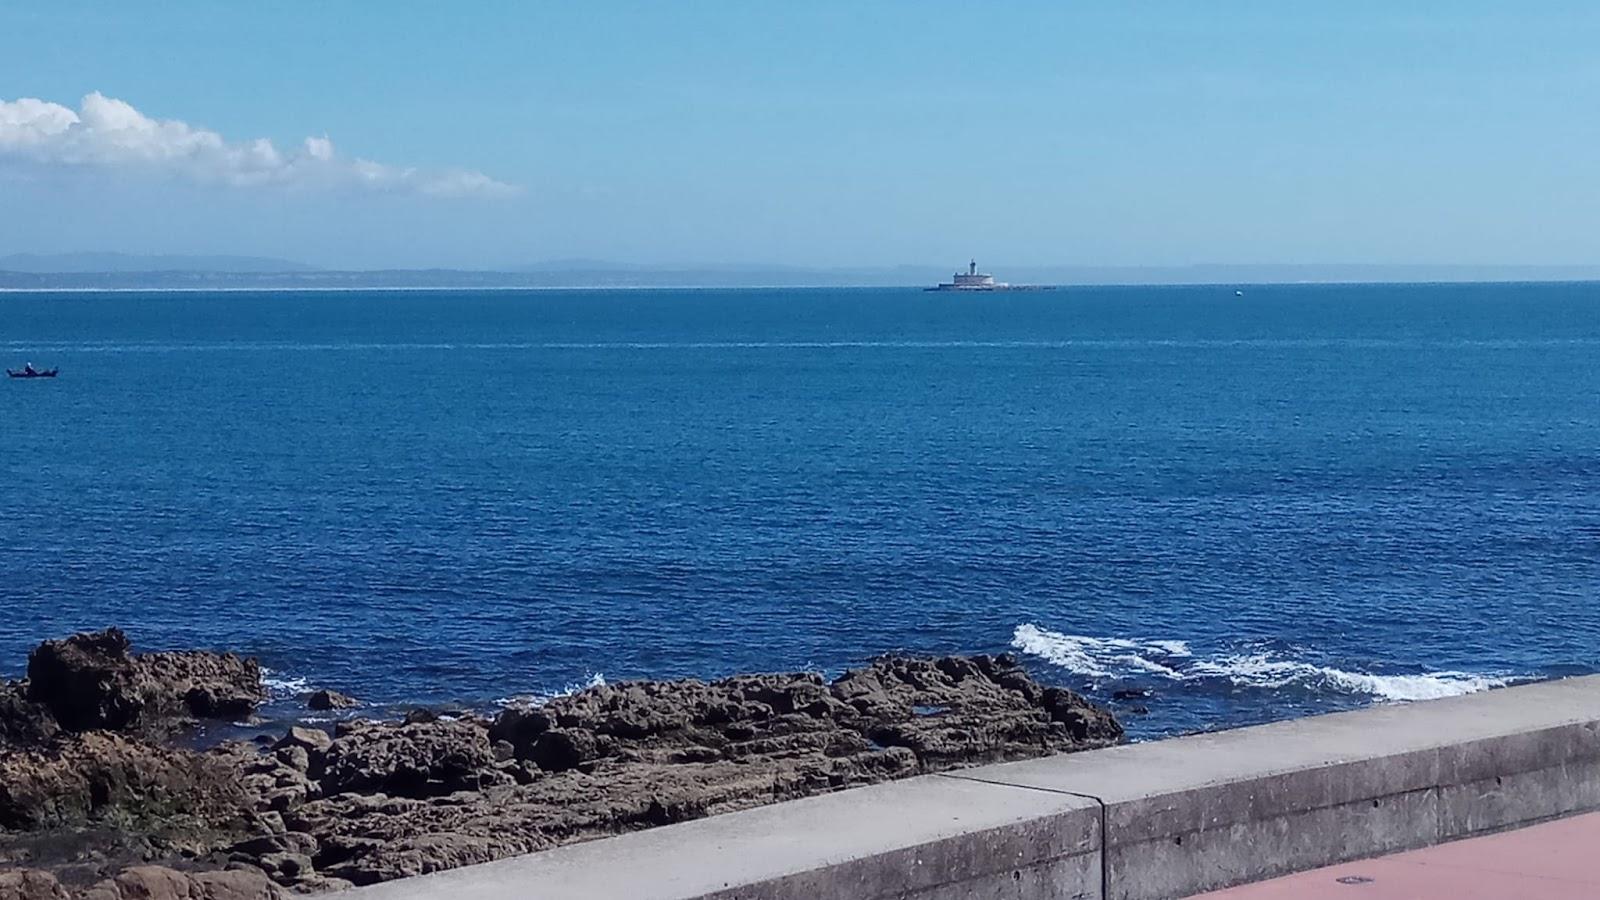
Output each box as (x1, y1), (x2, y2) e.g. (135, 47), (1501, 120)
(2, 2), (1598, 269)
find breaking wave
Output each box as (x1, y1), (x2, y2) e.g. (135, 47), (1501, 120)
(260, 668), (309, 699)
(1009, 627), (1191, 680)
(1012, 624), (1512, 702)
(495, 673), (607, 708)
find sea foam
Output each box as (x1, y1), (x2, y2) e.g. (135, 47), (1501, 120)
(260, 668), (309, 699)
(1012, 623), (1512, 702)
(1010, 625), (1190, 680)
(495, 673), (607, 708)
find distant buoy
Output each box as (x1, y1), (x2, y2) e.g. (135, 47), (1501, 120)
(1234, 290), (1244, 296)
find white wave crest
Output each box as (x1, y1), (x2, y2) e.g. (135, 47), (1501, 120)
(495, 673), (607, 708)
(1188, 654), (1510, 701)
(260, 668), (309, 699)
(1012, 624), (1512, 702)
(1011, 624), (1189, 679)
(1146, 639), (1193, 657)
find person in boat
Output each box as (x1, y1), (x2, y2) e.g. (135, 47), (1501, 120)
(22, 363), (36, 375)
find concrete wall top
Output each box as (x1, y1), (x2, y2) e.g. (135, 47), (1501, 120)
(353, 768), (1101, 900)
(958, 674), (1600, 803)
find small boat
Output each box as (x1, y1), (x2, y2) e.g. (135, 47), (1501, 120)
(6, 366), (58, 378)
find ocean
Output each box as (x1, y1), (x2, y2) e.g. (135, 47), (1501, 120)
(4, 283), (1600, 739)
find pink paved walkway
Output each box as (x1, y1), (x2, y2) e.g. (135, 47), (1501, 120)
(1190, 811), (1600, 899)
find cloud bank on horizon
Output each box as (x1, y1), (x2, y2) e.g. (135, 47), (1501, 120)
(0, 92), (517, 198)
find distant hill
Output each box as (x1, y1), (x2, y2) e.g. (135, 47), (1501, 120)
(510, 260), (1600, 287)
(508, 260), (940, 287)
(0, 252), (318, 273)
(6, 260), (1600, 290)
(998, 263), (1600, 286)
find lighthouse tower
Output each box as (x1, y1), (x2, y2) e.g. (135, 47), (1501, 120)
(950, 259), (997, 289)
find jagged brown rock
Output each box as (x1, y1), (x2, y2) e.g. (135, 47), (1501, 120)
(0, 632), (1120, 894)
(75, 866), (284, 900)
(305, 691), (358, 713)
(0, 731), (248, 833)
(318, 720), (494, 799)
(0, 865), (286, 900)
(138, 651), (264, 722)
(22, 629), (263, 738)
(0, 869), (70, 900)
(273, 653), (1119, 885)
(273, 727), (332, 758)
(0, 682), (57, 750)
(24, 630), (145, 733)
(0, 632), (270, 894)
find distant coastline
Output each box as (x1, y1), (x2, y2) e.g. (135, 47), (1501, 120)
(3, 257), (1600, 288)
(6, 279), (1600, 294)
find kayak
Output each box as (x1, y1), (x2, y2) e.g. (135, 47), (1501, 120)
(5, 369), (58, 378)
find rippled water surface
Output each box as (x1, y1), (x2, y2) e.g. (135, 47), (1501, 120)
(5, 284), (1600, 737)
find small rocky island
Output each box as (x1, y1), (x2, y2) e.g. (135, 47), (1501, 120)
(0, 630), (1121, 898)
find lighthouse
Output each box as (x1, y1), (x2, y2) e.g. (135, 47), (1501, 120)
(931, 259), (1000, 291)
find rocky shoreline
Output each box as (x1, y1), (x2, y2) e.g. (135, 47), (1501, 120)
(0, 630), (1122, 899)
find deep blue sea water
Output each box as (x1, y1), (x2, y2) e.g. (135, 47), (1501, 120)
(5, 284), (1600, 739)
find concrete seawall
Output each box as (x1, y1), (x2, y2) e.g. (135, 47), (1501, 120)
(352, 675), (1600, 900)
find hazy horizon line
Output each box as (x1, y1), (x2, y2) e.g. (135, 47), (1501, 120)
(11, 253), (1600, 277)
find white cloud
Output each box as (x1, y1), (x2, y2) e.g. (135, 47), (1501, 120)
(303, 135), (334, 162)
(0, 92), (518, 198)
